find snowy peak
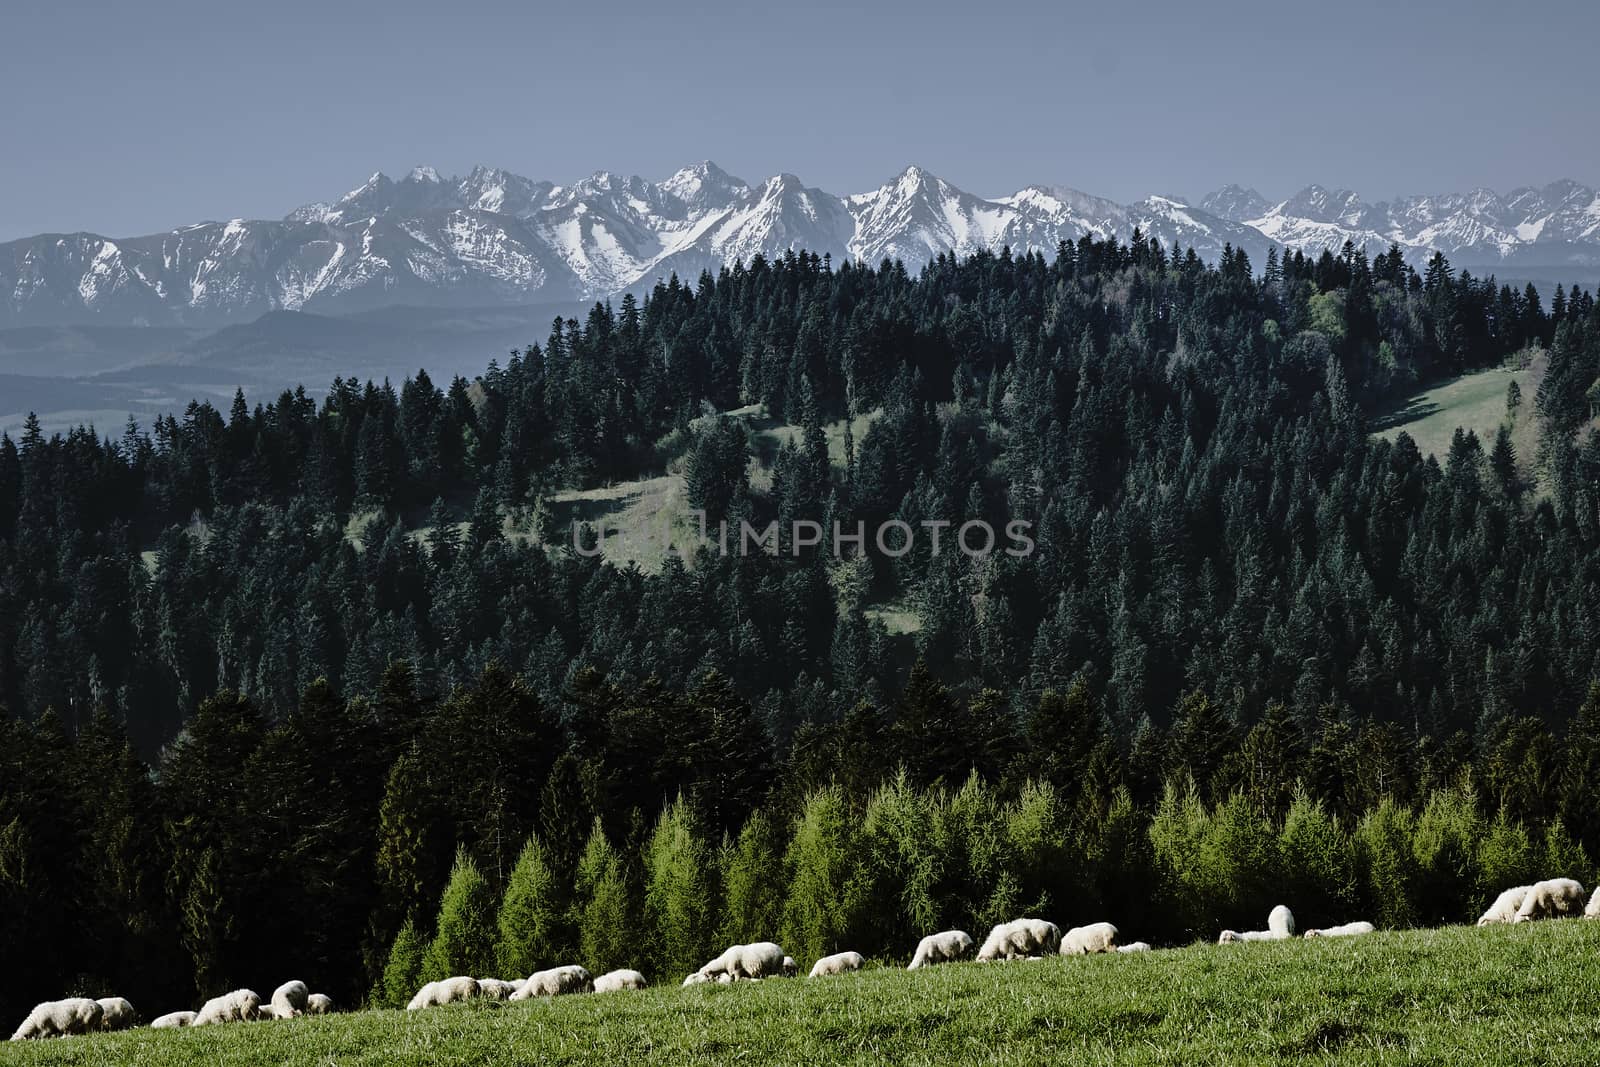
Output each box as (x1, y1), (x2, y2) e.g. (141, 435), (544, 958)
(1199, 184), (1269, 223)
(7, 165), (1600, 329)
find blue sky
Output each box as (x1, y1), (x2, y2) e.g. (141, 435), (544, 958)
(1, 0), (1594, 239)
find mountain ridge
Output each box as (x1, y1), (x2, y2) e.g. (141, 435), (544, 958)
(4, 164), (1598, 328)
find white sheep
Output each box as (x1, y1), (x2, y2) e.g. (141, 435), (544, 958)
(406, 977), (480, 1011)
(304, 993), (334, 1015)
(270, 980), (308, 1019)
(1478, 885), (1533, 925)
(1218, 929), (1281, 943)
(255, 1004), (279, 1021)
(1304, 921), (1376, 938)
(907, 930), (974, 970)
(150, 1011), (196, 1029)
(1587, 886), (1600, 918)
(1060, 921), (1119, 955)
(193, 989), (262, 1025)
(682, 972), (712, 987)
(809, 951), (866, 977)
(11, 998), (104, 1040)
(716, 972), (734, 984)
(510, 965), (592, 999)
(978, 918), (1062, 960)
(475, 978), (520, 1001)
(699, 942), (787, 980)
(1116, 942), (1152, 953)
(593, 969), (648, 993)
(1514, 878), (1587, 922)
(781, 956), (799, 977)
(95, 997), (137, 1031)
(1268, 905), (1296, 937)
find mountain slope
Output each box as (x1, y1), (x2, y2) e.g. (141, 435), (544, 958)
(5, 165), (1599, 329)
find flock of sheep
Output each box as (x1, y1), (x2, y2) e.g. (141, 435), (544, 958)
(12, 873), (1596, 1041)
(9, 980), (334, 1041)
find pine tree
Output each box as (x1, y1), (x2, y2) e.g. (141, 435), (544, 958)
(573, 820), (633, 974)
(495, 834), (567, 979)
(420, 848), (497, 984)
(642, 796), (715, 978)
(378, 918), (427, 1008)
(717, 809), (786, 948)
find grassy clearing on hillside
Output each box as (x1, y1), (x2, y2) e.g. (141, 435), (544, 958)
(1372, 358), (1542, 465)
(15, 922), (1600, 1066)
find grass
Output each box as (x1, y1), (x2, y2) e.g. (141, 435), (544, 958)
(1371, 357), (1542, 464)
(14, 921), (1600, 1065)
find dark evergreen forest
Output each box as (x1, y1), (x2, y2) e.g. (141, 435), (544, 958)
(3, 235), (1600, 1023)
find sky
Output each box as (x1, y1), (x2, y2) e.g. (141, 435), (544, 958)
(1, 0), (1595, 241)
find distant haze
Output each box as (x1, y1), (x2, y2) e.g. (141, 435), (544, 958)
(2, 0), (1595, 242)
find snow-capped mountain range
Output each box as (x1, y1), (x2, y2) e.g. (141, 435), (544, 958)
(4, 164), (1598, 328)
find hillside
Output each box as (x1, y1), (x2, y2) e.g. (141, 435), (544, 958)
(11, 922), (1600, 1066)
(1371, 357), (1543, 463)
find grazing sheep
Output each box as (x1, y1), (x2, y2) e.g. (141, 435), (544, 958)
(304, 993), (334, 1015)
(1514, 878), (1587, 922)
(270, 980), (308, 1019)
(1587, 886), (1600, 918)
(1116, 942), (1152, 953)
(682, 972), (712, 987)
(593, 969), (648, 993)
(194, 989), (262, 1026)
(1218, 929), (1283, 943)
(255, 1004), (279, 1021)
(908, 930), (975, 970)
(150, 1011), (196, 1029)
(700, 942), (788, 981)
(716, 972), (734, 984)
(510, 966), (592, 1000)
(1479, 885), (1533, 925)
(1060, 922), (1119, 955)
(475, 979), (520, 1001)
(809, 951), (866, 977)
(1268, 905), (1296, 937)
(781, 956), (799, 977)
(95, 997), (137, 1031)
(406, 977), (481, 1011)
(978, 918), (1062, 960)
(11, 998), (105, 1040)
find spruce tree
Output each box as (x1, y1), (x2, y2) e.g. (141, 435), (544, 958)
(642, 796), (714, 978)
(573, 820), (633, 974)
(717, 809), (786, 948)
(496, 834), (566, 979)
(379, 918), (427, 1008)
(420, 848), (497, 984)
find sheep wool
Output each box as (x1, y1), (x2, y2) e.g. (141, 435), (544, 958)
(193, 989), (262, 1026)
(907, 930), (975, 970)
(593, 969), (648, 993)
(304, 993), (335, 1015)
(510, 965), (592, 1000)
(1116, 942), (1152, 953)
(682, 972), (712, 987)
(699, 942), (788, 981)
(1478, 885), (1533, 925)
(1514, 878), (1587, 922)
(150, 1011), (196, 1029)
(781, 956), (799, 977)
(809, 951), (866, 977)
(1587, 886), (1600, 919)
(11, 998), (104, 1040)
(978, 918), (1062, 960)
(1060, 922), (1119, 955)
(1304, 921), (1376, 939)
(406, 977), (481, 1010)
(95, 997), (137, 1032)
(1268, 905), (1296, 938)
(474, 979), (520, 1001)
(271, 980), (309, 1019)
